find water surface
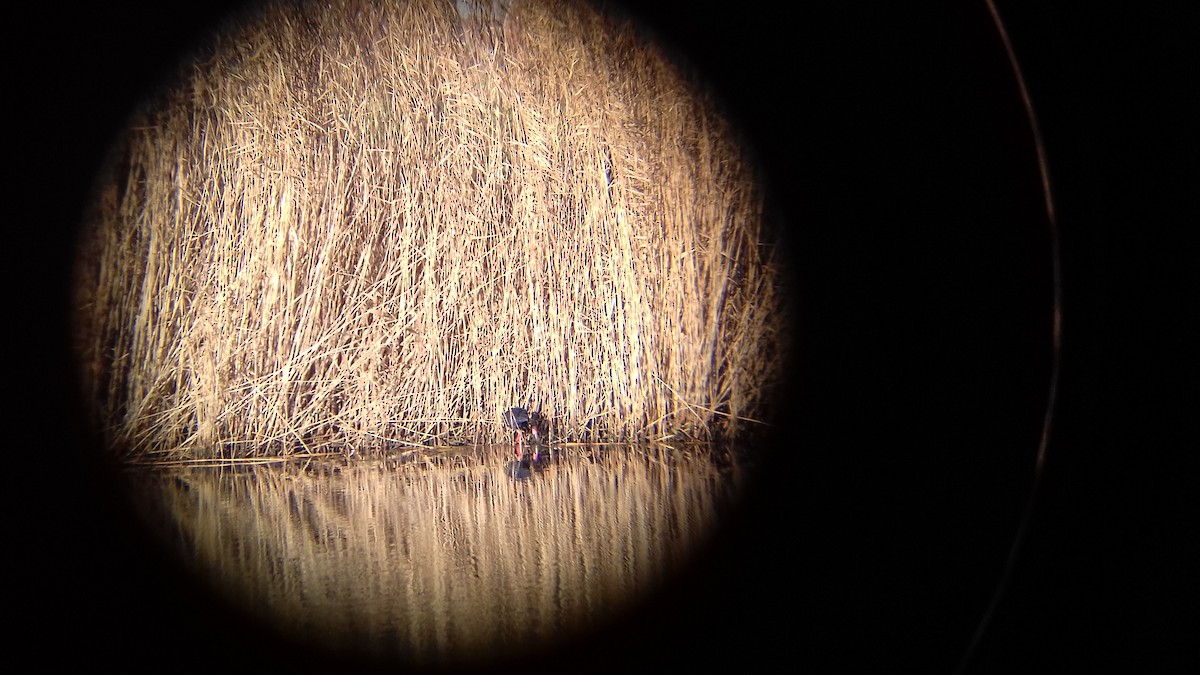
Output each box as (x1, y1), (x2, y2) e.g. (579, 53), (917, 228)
(125, 444), (741, 667)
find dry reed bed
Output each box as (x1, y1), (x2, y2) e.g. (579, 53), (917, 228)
(130, 444), (734, 665)
(74, 0), (788, 460)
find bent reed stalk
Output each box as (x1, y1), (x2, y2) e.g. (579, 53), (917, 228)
(73, 0), (789, 461)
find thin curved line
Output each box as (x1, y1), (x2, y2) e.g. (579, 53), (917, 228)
(956, 1), (1063, 672)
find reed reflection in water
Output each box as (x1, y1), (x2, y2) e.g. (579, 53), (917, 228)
(127, 444), (740, 667)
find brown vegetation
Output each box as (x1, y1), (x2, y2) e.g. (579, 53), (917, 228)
(73, 0), (789, 460)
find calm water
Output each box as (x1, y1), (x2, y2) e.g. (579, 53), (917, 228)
(123, 444), (742, 668)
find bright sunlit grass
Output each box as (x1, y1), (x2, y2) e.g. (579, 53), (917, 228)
(73, 0), (790, 460)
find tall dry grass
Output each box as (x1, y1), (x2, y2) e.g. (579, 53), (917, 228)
(73, 0), (789, 460)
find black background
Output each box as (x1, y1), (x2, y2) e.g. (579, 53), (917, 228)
(17, 0), (1191, 672)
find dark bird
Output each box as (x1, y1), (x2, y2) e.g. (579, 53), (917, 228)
(503, 407), (544, 458)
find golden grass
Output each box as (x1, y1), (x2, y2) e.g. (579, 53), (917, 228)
(73, 0), (789, 460)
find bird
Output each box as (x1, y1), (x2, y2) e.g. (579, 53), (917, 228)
(503, 407), (544, 458)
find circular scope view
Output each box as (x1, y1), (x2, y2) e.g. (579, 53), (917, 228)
(70, 0), (789, 668)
